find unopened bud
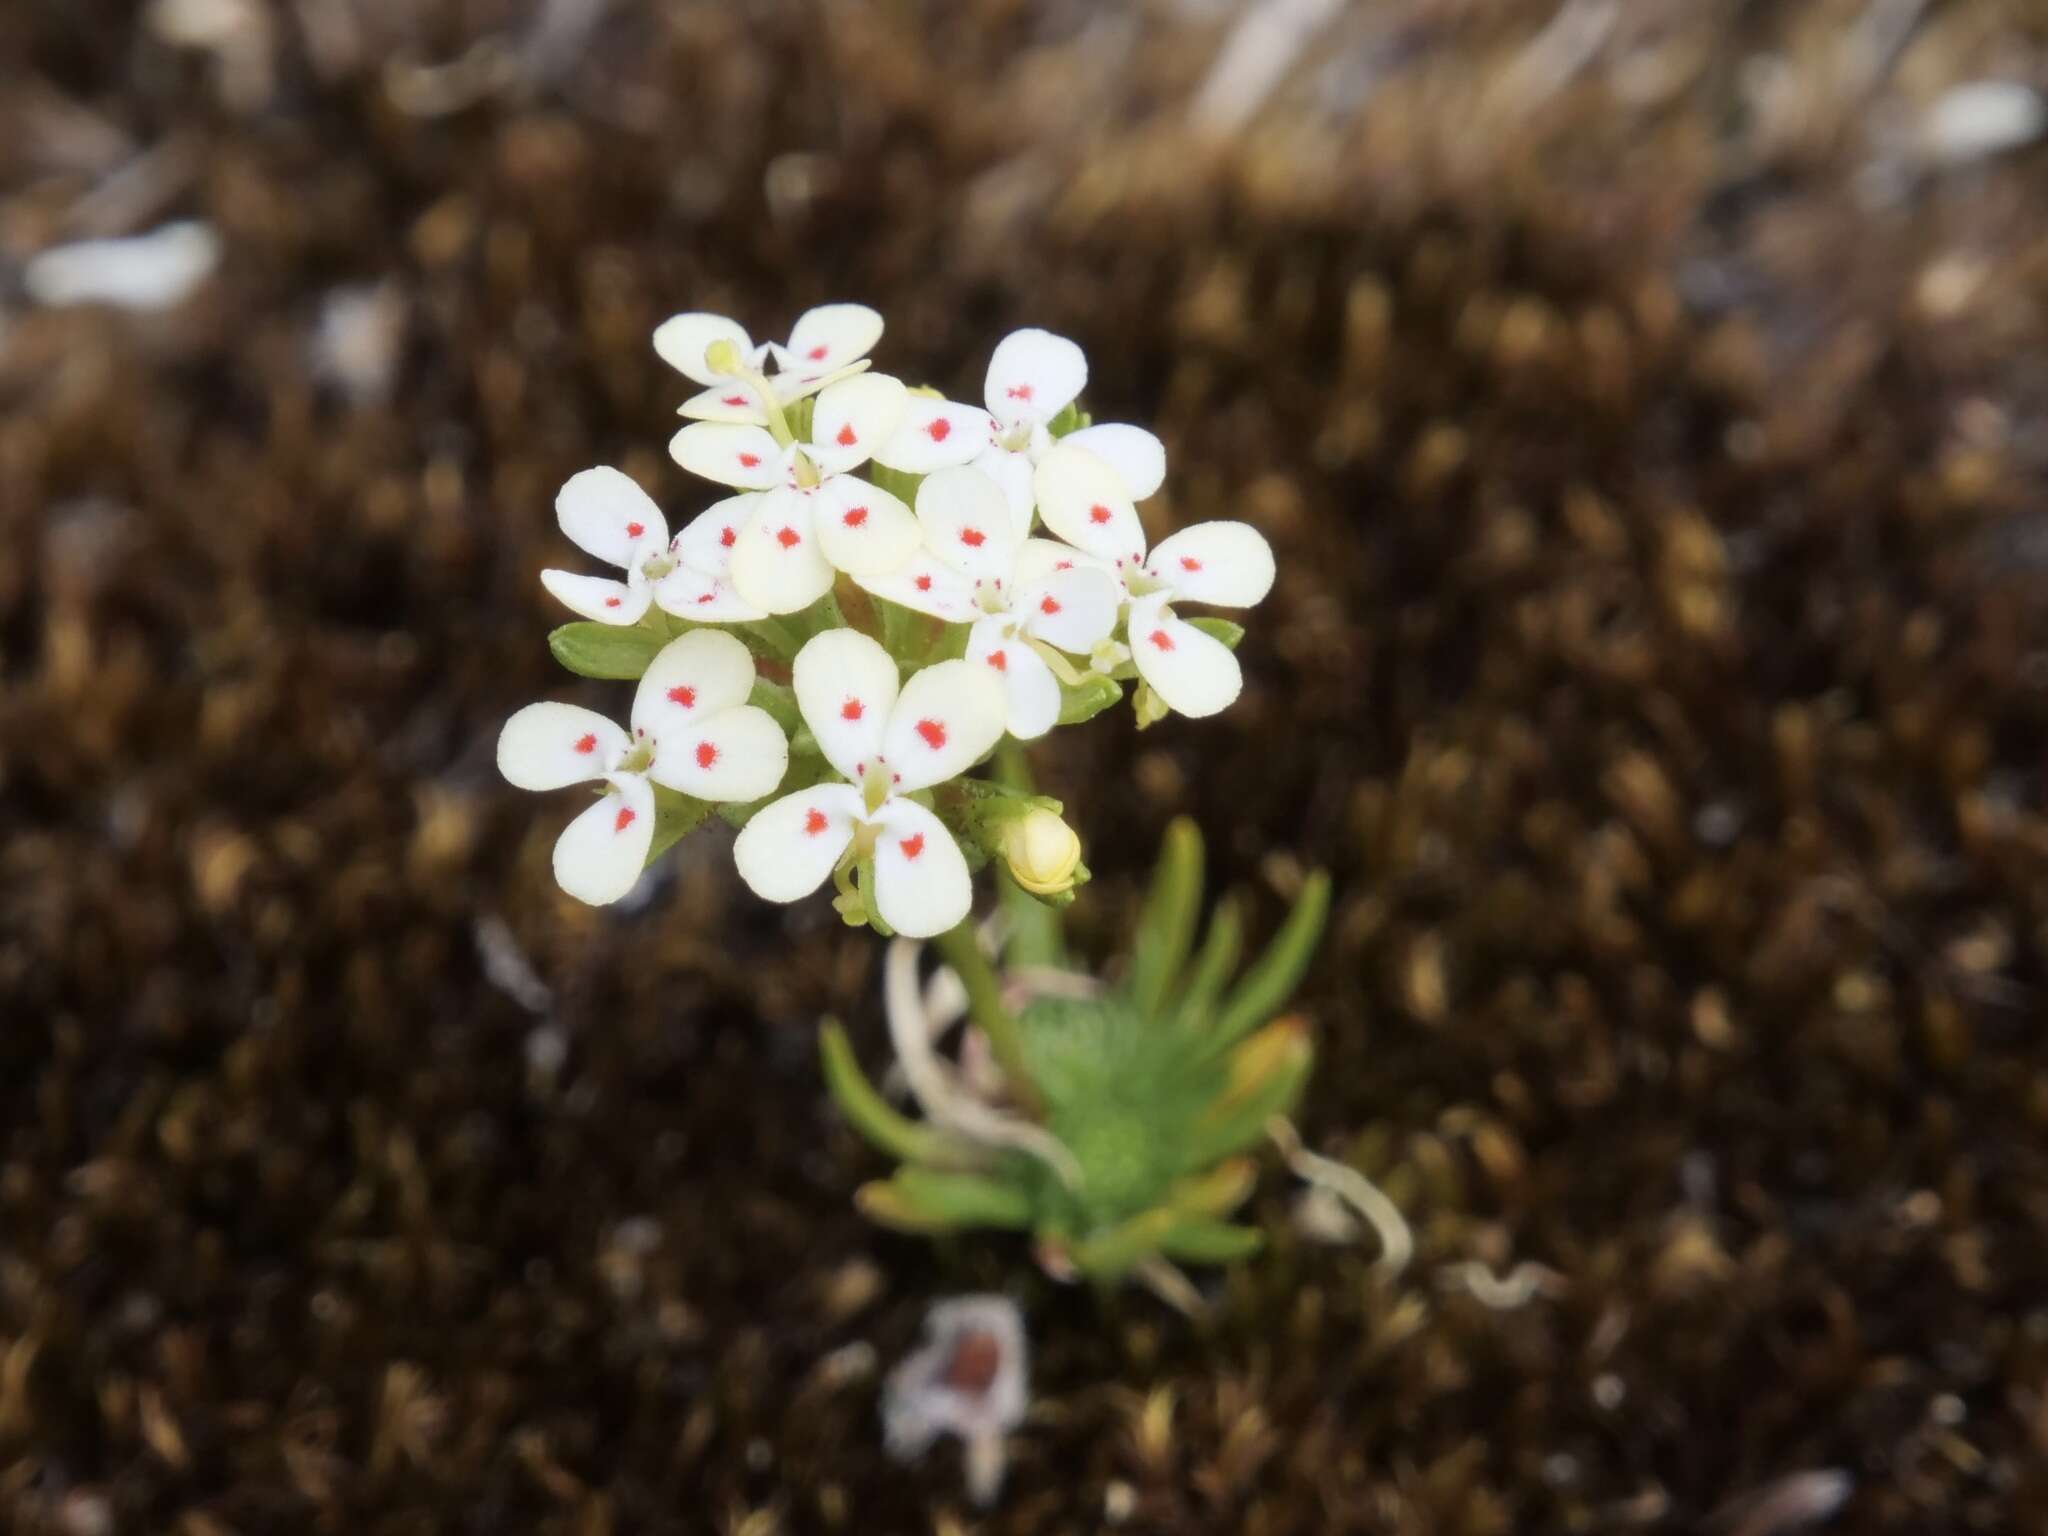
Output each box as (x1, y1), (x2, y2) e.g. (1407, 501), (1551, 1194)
(1001, 808), (1082, 896)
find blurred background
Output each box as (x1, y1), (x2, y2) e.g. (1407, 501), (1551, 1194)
(4, 1), (2048, 1531)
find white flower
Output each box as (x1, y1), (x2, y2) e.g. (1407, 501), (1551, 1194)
(732, 630), (1005, 937)
(539, 466), (766, 625)
(866, 329), (1170, 536)
(1033, 441), (1275, 719)
(855, 467), (1120, 740)
(654, 303), (882, 423)
(670, 373), (923, 614)
(498, 631), (788, 904)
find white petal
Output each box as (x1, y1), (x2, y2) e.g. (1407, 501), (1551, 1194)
(552, 775), (656, 905)
(1013, 535), (1114, 588)
(869, 800), (973, 939)
(883, 658), (1007, 792)
(968, 618), (1060, 741)
(808, 372), (907, 475)
(1147, 520), (1276, 608)
(540, 568), (652, 624)
(767, 359), (869, 406)
(872, 396), (997, 474)
(669, 422), (785, 490)
(674, 494), (756, 575)
(1127, 595), (1242, 719)
(916, 466), (1019, 588)
(631, 628), (757, 738)
(984, 328), (1086, 428)
(557, 466), (666, 569)
(1018, 563), (1121, 654)
(728, 489), (834, 614)
(1061, 422), (1166, 501)
(653, 312), (752, 387)
(793, 628), (898, 782)
(498, 702), (625, 789)
(816, 477), (920, 576)
(678, 381), (773, 423)
(732, 783), (864, 904)
(971, 445), (1038, 539)
(647, 704), (789, 803)
(853, 548), (980, 623)
(650, 569), (765, 622)
(1033, 441), (1147, 568)
(781, 303), (883, 373)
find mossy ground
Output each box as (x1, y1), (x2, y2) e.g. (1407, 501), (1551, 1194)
(3, 3), (2047, 1531)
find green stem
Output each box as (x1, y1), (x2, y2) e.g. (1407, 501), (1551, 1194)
(993, 741), (1066, 970)
(931, 918), (1042, 1118)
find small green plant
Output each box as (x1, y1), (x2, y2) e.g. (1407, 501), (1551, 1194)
(821, 816), (1329, 1296)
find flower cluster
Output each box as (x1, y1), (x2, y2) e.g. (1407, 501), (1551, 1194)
(500, 305), (1276, 935)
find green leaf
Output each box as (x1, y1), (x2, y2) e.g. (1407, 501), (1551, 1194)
(1170, 894), (1243, 1033)
(860, 1167), (1035, 1232)
(819, 1020), (961, 1167)
(1207, 871), (1331, 1055)
(1129, 817), (1203, 1020)
(1185, 1025), (1314, 1168)
(1158, 1219), (1264, 1265)
(1066, 1207), (1178, 1279)
(548, 621), (666, 680)
(1057, 672), (1123, 725)
(1185, 617), (1245, 651)
(646, 784), (712, 864)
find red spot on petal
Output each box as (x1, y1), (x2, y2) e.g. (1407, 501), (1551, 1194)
(738, 452), (761, 468)
(914, 574), (933, 592)
(1149, 629), (1174, 651)
(1006, 384), (1033, 401)
(1088, 504), (1112, 525)
(604, 597), (623, 608)
(808, 344), (829, 361)
(804, 808), (829, 835)
(695, 740), (719, 769)
(614, 806), (637, 832)
(696, 592), (715, 605)
(987, 649), (1007, 672)
(1180, 556), (1203, 572)
(899, 832), (925, 860)
(835, 423), (857, 447)
(573, 733), (598, 754)
(722, 394), (748, 406)
(841, 698), (864, 721)
(776, 527), (801, 549)
(625, 521), (645, 538)
(720, 525), (736, 547)
(668, 685), (696, 708)
(1055, 559), (1073, 571)
(926, 417), (952, 442)
(843, 506), (869, 528)
(914, 719), (947, 750)
(1039, 595), (1061, 615)
(960, 527), (985, 548)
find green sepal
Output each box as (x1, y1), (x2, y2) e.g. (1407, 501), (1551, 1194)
(1045, 401), (1092, 438)
(1206, 871), (1331, 1055)
(646, 784), (712, 865)
(1129, 817), (1203, 1019)
(1057, 671), (1123, 725)
(784, 395), (816, 443)
(548, 620), (666, 680)
(1186, 617), (1245, 650)
(731, 615), (803, 666)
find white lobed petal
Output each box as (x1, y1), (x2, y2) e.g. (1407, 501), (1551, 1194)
(552, 774), (656, 905)
(853, 547), (980, 624)
(678, 381), (774, 423)
(1060, 422), (1166, 501)
(669, 421), (785, 490)
(728, 488), (834, 614)
(540, 568), (652, 625)
(767, 359), (869, 406)
(883, 658), (1007, 792)
(631, 629), (757, 738)
(1127, 593), (1242, 719)
(779, 303), (883, 374)
(970, 444), (1038, 539)
(653, 312), (753, 387)
(498, 702), (625, 790)
(1033, 441), (1147, 568)
(732, 783), (865, 904)
(915, 466), (1019, 589)
(967, 617), (1061, 740)
(650, 568), (765, 622)
(793, 628), (899, 782)
(808, 372), (908, 476)
(647, 703), (789, 803)
(1017, 562), (1121, 654)
(873, 396), (997, 475)
(984, 328), (1086, 429)
(1147, 520), (1275, 608)
(869, 799), (973, 938)
(673, 494), (756, 575)
(557, 466), (667, 569)
(816, 476), (921, 576)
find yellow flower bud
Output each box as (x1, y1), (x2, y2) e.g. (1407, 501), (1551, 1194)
(1001, 808), (1082, 896)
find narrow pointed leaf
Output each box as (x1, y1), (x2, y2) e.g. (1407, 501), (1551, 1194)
(1170, 894), (1243, 1032)
(548, 621), (667, 680)
(870, 1167), (1035, 1231)
(820, 1021), (960, 1167)
(1159, 1219), (1264, 1265)
(1128, 817), (1203, 1019)
(1185, 1023), (1313, 1168)
(1207, 871), (1330, 1054)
